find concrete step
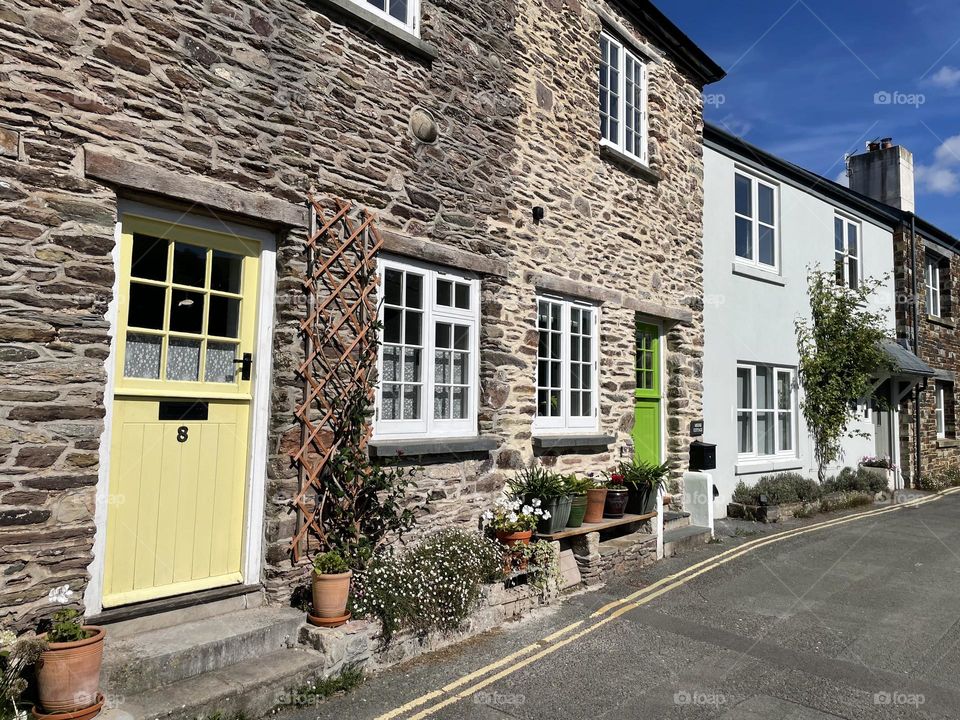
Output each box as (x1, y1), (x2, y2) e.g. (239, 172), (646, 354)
(663, 510), (691, 533)
(99, 647), (325, 720)
(102, 605), (305, 697)
(662, 524), (711, 558)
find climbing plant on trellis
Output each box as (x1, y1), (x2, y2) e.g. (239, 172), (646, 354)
(289, 196), (382, 561)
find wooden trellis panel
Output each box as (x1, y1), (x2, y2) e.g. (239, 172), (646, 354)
(290, 196), (383, 561)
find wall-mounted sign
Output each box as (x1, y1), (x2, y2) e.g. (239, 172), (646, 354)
(690, 420), (704, 437)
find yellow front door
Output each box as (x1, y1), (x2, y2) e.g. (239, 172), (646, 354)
(103, 214), (261, 608)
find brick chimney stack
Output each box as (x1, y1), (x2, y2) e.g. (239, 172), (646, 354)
(846, 138), (915, 212)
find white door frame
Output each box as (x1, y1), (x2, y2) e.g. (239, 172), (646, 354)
(84, 201), (277, 616)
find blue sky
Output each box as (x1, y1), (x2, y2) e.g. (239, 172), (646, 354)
(658, 0), (960, 236)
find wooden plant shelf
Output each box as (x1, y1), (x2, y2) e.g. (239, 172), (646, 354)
(536, 511), (657, 541)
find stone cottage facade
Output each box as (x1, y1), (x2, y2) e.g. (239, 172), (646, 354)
(0, 0), (722, 632)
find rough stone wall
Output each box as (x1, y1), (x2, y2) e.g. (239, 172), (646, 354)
(0, 0), (709, 629)
(893, 228), (960, 483)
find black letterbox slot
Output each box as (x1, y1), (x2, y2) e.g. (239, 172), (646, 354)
(158, 401), (209, 421)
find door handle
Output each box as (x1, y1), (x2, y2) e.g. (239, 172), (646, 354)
(233, 352), (253, 381)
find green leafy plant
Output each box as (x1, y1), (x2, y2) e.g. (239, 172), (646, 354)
(518, 540), (561, 595)
(822, 466), (888, 495)
(860, 455), (894, 469)
(795, 269), (891, 481)
(312, 549), (349, 575)
(507, 464), (567, 500)
(275, 664), (365, 709)
(1, 630), (46, 720)
(732, 473), (821, 506)
(563, 474), (595, 495)
(46, 609), (88, 643)
(608, 459), (669, 492)
(351, 530), (506, 642)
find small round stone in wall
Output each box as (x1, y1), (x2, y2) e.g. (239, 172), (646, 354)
(410, 108), (439, 144)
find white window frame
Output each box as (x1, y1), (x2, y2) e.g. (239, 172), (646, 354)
(736, 364), (797, 460)
(734, 170), (779, 271)
(374, 256), (479, 440)
(834, 213), (861, 290)
(344, 0), (421, 36)
(599, 31), (649, 166)
(935, 381), (951, 439)
(533, 296), (599, 434)
(926, 253), (943, 318)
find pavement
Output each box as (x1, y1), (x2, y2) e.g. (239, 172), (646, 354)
(274, 491), (960, 720)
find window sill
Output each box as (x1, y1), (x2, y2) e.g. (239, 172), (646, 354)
(735, 458), (803, 476)
(369, 436), (496, 458)
(731, 261), (785, 286)
(937, 438), (960, 449)
(533, 433), (615, 450)
(599, 144), (661, 184)
(927, 314), (955, 329)
(311, 0), (439, 61)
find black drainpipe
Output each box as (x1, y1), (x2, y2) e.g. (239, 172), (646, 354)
(909, 214), (921, 486)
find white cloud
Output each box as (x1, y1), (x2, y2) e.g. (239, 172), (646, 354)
(916, 134), (960, 195)
(930, 66), (960, 89)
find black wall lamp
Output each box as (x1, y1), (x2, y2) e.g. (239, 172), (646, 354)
(532, 206), (545, 224)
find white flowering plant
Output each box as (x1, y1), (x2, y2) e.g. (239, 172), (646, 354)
(480, 497), (549, 534)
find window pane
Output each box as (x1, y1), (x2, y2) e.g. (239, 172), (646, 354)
(172, 243), (206, 288)
(128, 282), (166, 329)
(434, 350), (451, 384)
(403, 385), (420, 420)
(737, 367), (751, 408)
(382, 384), (400, 420)
(777, 371), (792, 410)
(169, 289), (204, 334)
(211, 251), (242, 293)
(384, 269), (403, 305)
(758, 184), (774, 225)
(167, 338), (201, 381)
(124, 333), (161, 379)
(550, 304), (561, 331)
(847, 224), (858, 257)
(757, 411), (775, 454)
(404, 311), (422, 345)
(434, 387), (449, 420)
(581, 336), (591, 363)
(580, 391), (591, 416)
(848, 258), (858, 290)
(551, 332), (561, 358)
(452, 387), (467, 419)
(384, 308), (402, 343)
(835, 252), (845, 285)
(756, 367), (774, 410)
(382, 346), (401, 382)
(571, 392), (580, 417)
(403, 348), (421, 382)
(455, 283), (470, 309)
(758, 225), (775, 266)
(388, 0), (407, 21)
(571, 363), (581, 389)
(437, 279), (452, 306)
(538, 389), (548, 417)
(538, 360), (548, 387)
(131, 234), (168, 281)
(205, 342), (237, 383)
(208, 295), (240, 338)
(549, 389), (561, 416)
(778, 412), (792, 451)
(735, 217), (753, 260)
(453, 325), (469, 350)
(435, 322), (451, 348)
(406, 273), (423, 309)
(834, 217), (844, 252)
(453, 352), (467, 384)
(735, 175), (752, 217)
(737, 411), (753, 453)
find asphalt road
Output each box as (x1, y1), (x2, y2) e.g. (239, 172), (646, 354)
(278, 491), (960, 720)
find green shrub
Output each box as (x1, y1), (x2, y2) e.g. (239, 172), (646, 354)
(47, 609), (87, 643)
(917, 474), (948, 491)
(820, 492), (874, 513)
(351, 529), (505, 642)
(312, 550), (349, 575)
(822, 466), (888, 495)
(731, 473), (821, 506)
(563, 474), (595, 495)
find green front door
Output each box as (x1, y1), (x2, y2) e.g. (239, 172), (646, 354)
(633, 322), (661, 464)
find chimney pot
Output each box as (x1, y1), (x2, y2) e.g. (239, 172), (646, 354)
(868, 140), (881, 152)
(881, 137), (894, 149)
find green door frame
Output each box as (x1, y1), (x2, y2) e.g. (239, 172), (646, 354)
(633, 321), (662, 465)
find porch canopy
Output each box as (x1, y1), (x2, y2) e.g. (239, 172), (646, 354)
(875, 338), (935, 403)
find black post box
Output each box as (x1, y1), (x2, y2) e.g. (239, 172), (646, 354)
(689, 440), (716, 471)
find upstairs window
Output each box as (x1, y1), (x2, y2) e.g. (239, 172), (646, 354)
(346, 0), (419, 34)
(834, 215), (861, 290)
(735, 172), (778, 271)
(375, 257), (478, 439)
(737, 364), (796, 458)
(599, 32), (648, 164)
(935, 381), (955, 439)
(925, 252), (948, 318)
(535, 297), (599, 433)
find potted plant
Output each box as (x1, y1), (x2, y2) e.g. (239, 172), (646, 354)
(616, 459), (670, 514)
(603, 473), (630, 518)
(309, 549), (352, 628)
(481, 498), (548, 572)
(859, 455), (896, 492)
(584, 478), (607, 523)
(508, 465), (571, 534)
(33, 608), (104, 719)
(563, 474), (594, 528)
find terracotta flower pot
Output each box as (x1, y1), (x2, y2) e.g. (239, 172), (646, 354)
(604, 488), (629, 518)
(35, 627), (105, 714)
(584, 487), (608, 523)
(567, 494), (588, 527)
(496, 529), (532, 572)
(32, 694), (104, 720)
(311, 570), (352, 619)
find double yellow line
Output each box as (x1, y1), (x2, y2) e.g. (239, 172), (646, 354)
(377, 488), (959, 720)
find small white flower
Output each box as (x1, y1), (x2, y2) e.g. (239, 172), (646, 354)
(508, 513), (518, 523)
(531, 498), (542, 507)
(542, 511), (551, 520)
(522, 505), (533, 515)
(48, 584), (73, 605)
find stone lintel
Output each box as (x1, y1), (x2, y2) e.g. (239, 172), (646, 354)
(380, 230), (509, 277)
(83, 146), (308, 228)
(526, 270), (693, 323)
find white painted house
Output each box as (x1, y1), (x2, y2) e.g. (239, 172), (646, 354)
(702, 124), (913, 517)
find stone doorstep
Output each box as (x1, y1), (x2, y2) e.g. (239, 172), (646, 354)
(663, 510), (691, 533)
(662, 525), (712, 559)
(101, 605), (305, 697)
